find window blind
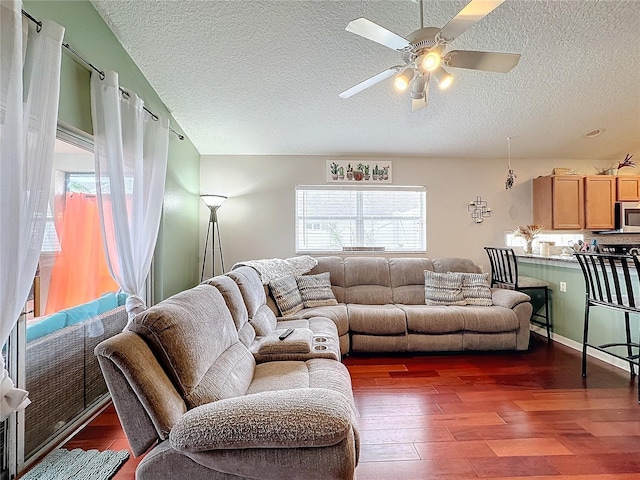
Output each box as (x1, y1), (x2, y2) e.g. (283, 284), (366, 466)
(295, 185), (426, 253)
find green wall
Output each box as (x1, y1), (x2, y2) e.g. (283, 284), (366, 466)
(24, 1), (201, 301)
(519, 260), (640, 364)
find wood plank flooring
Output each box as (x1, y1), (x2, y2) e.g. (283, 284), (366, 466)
(55, 334), (640, 479)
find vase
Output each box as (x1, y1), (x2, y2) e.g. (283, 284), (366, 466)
(524, 240), (533, 254)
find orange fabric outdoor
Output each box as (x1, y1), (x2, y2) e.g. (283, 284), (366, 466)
(45, 193), (118, 315)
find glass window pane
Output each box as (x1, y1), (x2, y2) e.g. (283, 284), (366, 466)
(296, 186), (426, 253)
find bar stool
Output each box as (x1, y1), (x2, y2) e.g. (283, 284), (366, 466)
(484, 246), (552, 341)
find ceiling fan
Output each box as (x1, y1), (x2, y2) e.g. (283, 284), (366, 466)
(338, 0), (521, 110)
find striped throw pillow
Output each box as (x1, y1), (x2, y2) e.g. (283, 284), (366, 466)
(460, 272), (493, 306)
(295, 272), (338, 308)
(424, 270), (466, 306)
(269, 275), (304, 317)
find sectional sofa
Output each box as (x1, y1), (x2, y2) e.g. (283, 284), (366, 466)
(95, 279), (359, 479)
(260, 257), (533, 354)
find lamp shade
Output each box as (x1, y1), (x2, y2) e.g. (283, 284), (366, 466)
(200, 194), (227, 208)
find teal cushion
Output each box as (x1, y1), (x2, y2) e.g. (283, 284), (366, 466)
(98, 293), (119, 313)
(64, 299), (100, 326)
(26, 312), (67, 342)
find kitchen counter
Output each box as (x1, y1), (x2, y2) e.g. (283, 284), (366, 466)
(516, 252), (579, 268)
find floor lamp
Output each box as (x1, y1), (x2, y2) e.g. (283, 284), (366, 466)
(200, 194), (226, 281)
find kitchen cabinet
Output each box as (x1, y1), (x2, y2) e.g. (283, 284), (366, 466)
(584, 175), (616, 230)
(533, 175), (584, 229)
(616, 176), (640, 201)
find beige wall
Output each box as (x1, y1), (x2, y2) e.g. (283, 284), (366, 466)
(200, 155), (618, 273)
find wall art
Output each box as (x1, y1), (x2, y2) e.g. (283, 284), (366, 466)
(326, 160), (392, 183)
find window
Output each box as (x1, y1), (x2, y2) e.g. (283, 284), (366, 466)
(296, 185), (426, 253)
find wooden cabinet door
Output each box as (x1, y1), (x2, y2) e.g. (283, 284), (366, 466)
(585, 175), (616, 230)
(552, 176), (584, 229)
(616, 176), (640, 201)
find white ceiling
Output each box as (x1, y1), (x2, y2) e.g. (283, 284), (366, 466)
(91, 0), (640, 161)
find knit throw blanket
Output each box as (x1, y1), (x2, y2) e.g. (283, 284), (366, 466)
(232, 256), (318, 284)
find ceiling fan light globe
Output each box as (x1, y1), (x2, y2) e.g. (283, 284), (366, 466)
(394, 69), (414, 91)
(434, 67), (454, 90)
(419, 51), (441, 72)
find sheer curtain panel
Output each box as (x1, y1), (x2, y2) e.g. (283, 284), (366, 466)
(0, 1), (64, 420)
(91, 71), (169, 322)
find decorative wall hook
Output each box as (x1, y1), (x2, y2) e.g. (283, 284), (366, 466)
(468, 195), (492, 223)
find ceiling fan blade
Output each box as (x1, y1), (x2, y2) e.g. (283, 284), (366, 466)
(438, 0), (505, 42)
(445, 50), (521, 73)
(339, 67), (399, 99)
(346, 18), (411, 51)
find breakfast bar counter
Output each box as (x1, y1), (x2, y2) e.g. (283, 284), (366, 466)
(515, 252), (637, 372)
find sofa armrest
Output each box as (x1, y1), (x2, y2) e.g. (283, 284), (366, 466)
(170, 388), (352, 452)
(491, 288), (531, 309)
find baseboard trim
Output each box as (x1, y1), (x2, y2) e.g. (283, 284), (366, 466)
(529, 325), (633, 373)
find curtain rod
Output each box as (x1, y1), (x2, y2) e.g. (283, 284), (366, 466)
(21, 9), (185, 141)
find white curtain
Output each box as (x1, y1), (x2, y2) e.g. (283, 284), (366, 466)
(0, 1), (64, 420)
(91, 70), (168, 322)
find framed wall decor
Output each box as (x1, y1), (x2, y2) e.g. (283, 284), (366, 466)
(326, 160), (393, 183)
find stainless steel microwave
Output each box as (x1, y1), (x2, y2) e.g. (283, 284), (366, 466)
(616, 202), (640, 232)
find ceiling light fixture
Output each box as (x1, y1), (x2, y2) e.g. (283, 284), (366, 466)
(410, 75), (426, 99)
(417, 51), (441, 73)
(433, 66), (453, 90)
(394, 68), (414, 91)
(582, 128), (606, 139)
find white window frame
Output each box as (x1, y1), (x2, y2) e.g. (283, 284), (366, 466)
(295, 185), (427, 254)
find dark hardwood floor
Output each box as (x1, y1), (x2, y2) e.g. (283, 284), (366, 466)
(59, 334), (640, 479)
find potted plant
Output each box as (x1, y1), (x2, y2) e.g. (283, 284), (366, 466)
(338, 166), (345, 180)
(330, 162), (339, 180)
(354, 163), (365, 181)
(372, 165), (379, 180)
(382, 166), (389, 180)
(346, 164), (353, 180)
(364, 165), (370, 180)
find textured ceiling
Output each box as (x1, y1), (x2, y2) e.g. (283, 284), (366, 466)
(91, 0), (640, 160)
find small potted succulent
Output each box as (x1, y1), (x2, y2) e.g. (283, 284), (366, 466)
(354, 163), (365, 181)
(346, 164), (354, 181)
(338, 166), (345, 180)
(372, 165), (379, 180)
(330, 162), (339, 180)
(364, 165), (370, 180)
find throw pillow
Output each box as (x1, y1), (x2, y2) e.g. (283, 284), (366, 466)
(424, 270), (466, 306)
(295, 272), (338, 308)
(269, 275), (304, 317)
(459, 272), (493, 306)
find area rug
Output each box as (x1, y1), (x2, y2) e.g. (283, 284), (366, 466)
(22, 448), (129, 480)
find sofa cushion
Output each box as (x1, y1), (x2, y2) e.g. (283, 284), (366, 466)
(460, 306), (520, 333)
(424, 270), (466, 306)
(296, 304), (349, 337)
(460, 272), (493, 306)
(401, 305), (465, 334)
(269, 275), (304, 317)
(204, 276), (250, 331)
(169, 388), (352, 450)
(227, 266), (267, 318)
(128, 284), (255, 408)
(251, 305), (278, 336)
(344, 257), (393, 305)
(432, 258), (481, 274)
(390, 257), (434, 305)
(347, 304), (406, 335)
(296, 272), (338, 308)
(309, 256), (346, 303)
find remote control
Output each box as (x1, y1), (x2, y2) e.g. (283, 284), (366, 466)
(279, 328), (294, 340)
